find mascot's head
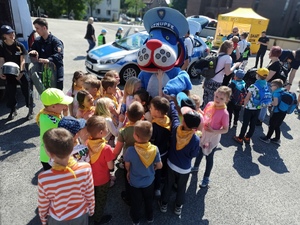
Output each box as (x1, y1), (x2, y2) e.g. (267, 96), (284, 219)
(137, 7), (188, 73)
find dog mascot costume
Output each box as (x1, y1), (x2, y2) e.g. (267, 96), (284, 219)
(137, 7), (192, 97)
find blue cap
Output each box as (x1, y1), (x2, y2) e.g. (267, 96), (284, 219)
(143, 7), (188, 38)
(101, 29), (107, 33)
(247, 42), (251, 46)
(118, 27), (123, 31)
(234, 69), (245, 79)
(206, 36), (213, 40)
(1, 25), (14, 34)
(176, 92), (196, 109)
(58, 116), (86, 135)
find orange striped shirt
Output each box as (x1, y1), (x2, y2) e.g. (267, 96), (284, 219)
(38, 162), (95, 225)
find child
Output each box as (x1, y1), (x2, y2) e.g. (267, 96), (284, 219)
(98, 29), (107, 46)
(113, 101), (145, 206)
(158, 99), (200, 216)
(95, 97), (123, 147)
(122, 77), (141, 114)
(227, 69), (246, 127)
(190, 93), (203, 114)
(37, 88), (73, 170)
(239, 42), (251, 71)
(233, 68), (269, 144)
(58, 116), (90, 162)
(149, 96), (171, 197)
(76, 90), (95, 120)
(101, 76), (122, 115)
(83, 76), (102, 102)
(133, 88), (152, 121)
(124, 121), (162, 224)
(192, 86), (230, 188)
(205, 36), (213, 51)
(38, 128), (95, 225)
(115, 27), (123, 40)
(259, 79), (286, 145)
(104, 70), (123, 104)
(66, 71), (85, 117)
(86, 116), (115, 225)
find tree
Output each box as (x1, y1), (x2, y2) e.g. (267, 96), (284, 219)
(87, 0), (103, 17)
(28, 0), (88, 19)
(124, 0), (146, 18)
(170, 0), (187, 16)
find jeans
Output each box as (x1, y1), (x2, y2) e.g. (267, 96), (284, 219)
(193, 147), (216, 178)
(93, 182), (110, 223)
(239, 108), (260, 138)
(227, 101), (242, 125)
(266, 112), (286, 139)
(161, 165), (190, 206)
(129, 182), (154, 223)
(258, 106), (267, 122)
(87, 39), (95, 52)
(255, 48), (267, 68)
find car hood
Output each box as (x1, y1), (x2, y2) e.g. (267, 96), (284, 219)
(88, 43), (126, 59)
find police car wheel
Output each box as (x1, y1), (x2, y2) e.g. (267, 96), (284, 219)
(120, 65), (140, 85)
(187, 62), (198, 79)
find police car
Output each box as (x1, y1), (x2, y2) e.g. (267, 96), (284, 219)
(85, 29), (209, 84)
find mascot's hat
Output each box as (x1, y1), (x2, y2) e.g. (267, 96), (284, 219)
(143, 7), (188, 38)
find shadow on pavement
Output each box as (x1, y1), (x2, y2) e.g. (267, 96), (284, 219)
(73, 56), (86, 61)
(31, 168), (44, 186)
(0, 123), (38, 161)
(27, 207), (42, 225)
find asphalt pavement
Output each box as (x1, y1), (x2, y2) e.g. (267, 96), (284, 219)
(0, 18), (300, 225)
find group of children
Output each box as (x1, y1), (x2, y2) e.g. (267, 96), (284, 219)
(36, 60), (291, 224)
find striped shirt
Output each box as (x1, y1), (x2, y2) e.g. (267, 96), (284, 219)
(38, 162), (95, 225)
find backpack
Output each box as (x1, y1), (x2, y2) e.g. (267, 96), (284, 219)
(231, 80), (247, 106)
(252, 82), (272, 108)
(278, 90), (297, 114)
(194, 54), (225, 79)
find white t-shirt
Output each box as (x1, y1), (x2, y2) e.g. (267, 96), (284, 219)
(238, 39), (247, 54)
(212, 54), (232, 83)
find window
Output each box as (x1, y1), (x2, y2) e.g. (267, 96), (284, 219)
(96, 9), (101, 14)
(107, 10), (111, 16)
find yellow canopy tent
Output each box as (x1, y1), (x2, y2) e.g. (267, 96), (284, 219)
(214, 8), (269, 54)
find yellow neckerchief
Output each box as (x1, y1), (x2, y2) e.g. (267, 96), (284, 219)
(73, 84), (83, 92)
(134, 142), (157, 168)
(94, 90), (101, 99)
(152, 115), (171, 131)
(121, 121), (136, 130)
(176, 125), (194, 150)
(80, 106), (95, 114)
(87, 138), (106, 164)
(36, 108), (62, 126)
(103, 93), (118, 108)
(203, 102), (226, 126)
(52, 157), (78, 179)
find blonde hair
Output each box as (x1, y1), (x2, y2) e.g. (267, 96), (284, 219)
(215, 86), (232, 101)
(104, 70), (119, 79)
(123, 77), (141, 103)
(190, 94), (201, 108)
(95, 97), (113, 118)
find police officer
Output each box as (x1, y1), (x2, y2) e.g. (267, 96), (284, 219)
(0, 25), (32, 120)
(29, 18), (64, 90)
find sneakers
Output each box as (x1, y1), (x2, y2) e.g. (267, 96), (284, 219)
(233, 136), (243, 144)
(155, 189), (161, 198)
(158, 200), (167, 213)
(199, 176), (210, 188)
(174, 204), (182, 216)
(243, 137), (250, 144)
(190, 166), (199, 172)
(270, 138), (281, 145)
(259, 136), (270, 143)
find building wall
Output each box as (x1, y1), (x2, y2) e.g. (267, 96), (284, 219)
(89, 0), (121, 21)
(186, 0), (300, 38)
